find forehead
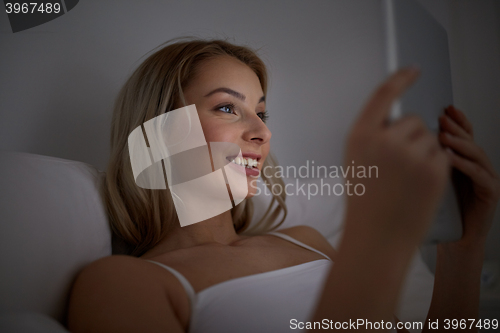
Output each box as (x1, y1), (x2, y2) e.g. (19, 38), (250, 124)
(186, 56), (264, 97)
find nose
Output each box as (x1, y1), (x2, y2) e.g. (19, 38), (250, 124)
(243, 113), (272, 145)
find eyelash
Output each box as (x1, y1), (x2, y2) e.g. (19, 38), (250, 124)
(259, 110), (269, 123)
(216, 103), (269, 123)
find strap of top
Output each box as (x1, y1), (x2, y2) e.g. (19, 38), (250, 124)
(146, 260), (196, 309)
(266, 231), (333, 262)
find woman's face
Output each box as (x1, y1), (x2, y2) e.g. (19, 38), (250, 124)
(181, 55), (271, 198)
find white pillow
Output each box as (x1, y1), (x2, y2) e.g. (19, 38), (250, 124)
(0, 312), (70, 333)
(0, 152), (112, 322)
(396, 251), (434, 332)
(251, 177), (346, 247)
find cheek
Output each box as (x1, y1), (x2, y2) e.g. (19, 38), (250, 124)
(200, 118), (237, 143)
(261, 142), (271, 163)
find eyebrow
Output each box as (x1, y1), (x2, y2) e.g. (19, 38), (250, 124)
(204, 87), (265, 103)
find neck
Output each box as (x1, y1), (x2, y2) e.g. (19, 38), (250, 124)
(141, 210), (249, 258)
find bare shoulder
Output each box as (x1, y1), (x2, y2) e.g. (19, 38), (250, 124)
(67, 255), (184, 333)
(275, 225), (337, 261)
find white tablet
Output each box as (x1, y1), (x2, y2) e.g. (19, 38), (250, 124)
(382, 0), (462, 243)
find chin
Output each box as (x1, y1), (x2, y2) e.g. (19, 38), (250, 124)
(229, 177), (259, 201)
(245, 177), (259, 199)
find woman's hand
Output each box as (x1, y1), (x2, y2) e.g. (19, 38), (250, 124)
(343, 67), (450, 246)
(310, 68), (452, 330)
(422, 106), (499, 332)
(439, 105), (500, 248)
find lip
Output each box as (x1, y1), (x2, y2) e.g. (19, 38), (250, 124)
(245, 166), (260, 177)
(241, 152), (262, 161)
(226, 152), (262, 162)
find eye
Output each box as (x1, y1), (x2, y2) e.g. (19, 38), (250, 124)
(217, 103), (236, 114)
(257, 110), (269, 123)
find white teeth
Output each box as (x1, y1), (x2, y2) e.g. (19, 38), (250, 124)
(230, 157), (258, 168)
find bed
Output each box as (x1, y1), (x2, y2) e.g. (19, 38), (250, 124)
(0, 151), (434, 332)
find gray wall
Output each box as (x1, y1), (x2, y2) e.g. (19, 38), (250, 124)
(0, 0), (387, 172)
(1, 1), (499, 260)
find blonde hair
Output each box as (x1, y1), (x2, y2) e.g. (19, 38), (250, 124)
(103, 37), (287, 256)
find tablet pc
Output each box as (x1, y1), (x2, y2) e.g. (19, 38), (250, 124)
(382, 0), (462, 243)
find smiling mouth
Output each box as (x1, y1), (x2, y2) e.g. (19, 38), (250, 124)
(226, 156), (259, 169)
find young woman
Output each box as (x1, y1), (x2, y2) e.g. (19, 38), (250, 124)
(67, 38), (499, 332)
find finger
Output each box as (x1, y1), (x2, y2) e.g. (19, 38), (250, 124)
(389, 115), (427, 141)
(357, 67), (420, 130)
(411, 131), (441, 158)
(439, 114), (473, 141)
(439, 132), (497, 178)
(445, 105), (473, 137)
(412, 133), (450, 184)
(446, 149), (497, 193)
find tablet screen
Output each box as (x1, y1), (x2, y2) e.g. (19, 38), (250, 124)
(382, 0), (462, 243)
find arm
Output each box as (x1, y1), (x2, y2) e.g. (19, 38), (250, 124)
(422, 105), (500, 332)
(67, 255), (184, 333)
(309, 67), (451, 331)
(423, 243), (484, 332)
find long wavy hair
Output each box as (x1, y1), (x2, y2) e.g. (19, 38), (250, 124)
(103, 37), (287, 256)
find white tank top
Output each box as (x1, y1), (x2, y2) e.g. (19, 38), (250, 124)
(147, 232), (392, 332)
